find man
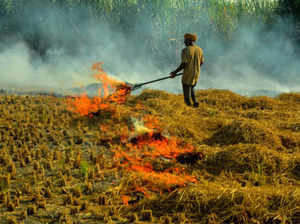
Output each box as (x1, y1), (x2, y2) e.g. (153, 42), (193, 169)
(170, 33), (204, 107)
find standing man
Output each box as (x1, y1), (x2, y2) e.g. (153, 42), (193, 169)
(170, 33), (204, 107)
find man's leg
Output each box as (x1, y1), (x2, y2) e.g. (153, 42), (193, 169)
(182, 84), (191, 105)
(191, 85), (199, 107)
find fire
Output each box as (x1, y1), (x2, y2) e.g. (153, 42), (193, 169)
(114, 117), (200, 196)
(66, 64), (204, 202)
(66, 62), (132, 117)
(121, 195), (131, 206)
(129, 130), (195, 160)
(66, 93), (109, 117)
(92, 62), (132, 103)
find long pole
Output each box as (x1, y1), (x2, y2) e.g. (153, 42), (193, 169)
(131, 73), (183, 90)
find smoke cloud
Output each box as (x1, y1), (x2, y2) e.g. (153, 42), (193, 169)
(0, 2), (299, 97)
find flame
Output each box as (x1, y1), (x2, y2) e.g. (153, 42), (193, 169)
(66, 93), (109, 117)
(113, 117), (199, 196)
(121, 195), (131, 206)
(92, 62), (131, 102)
(66, 64), (202, 199)
(66, 62), (132, 117)
(130, 131), (194, 159)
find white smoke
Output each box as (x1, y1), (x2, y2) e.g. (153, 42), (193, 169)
(0, 2), (299, 97)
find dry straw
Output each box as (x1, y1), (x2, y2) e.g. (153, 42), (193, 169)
(0, 90), (299, 223)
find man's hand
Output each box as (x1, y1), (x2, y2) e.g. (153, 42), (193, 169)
(171, 63), (186, 78)
(170, 72), (176, 78)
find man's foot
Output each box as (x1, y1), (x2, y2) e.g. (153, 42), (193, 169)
(185, 101), (192, 106)
(193, 102), (199, 107)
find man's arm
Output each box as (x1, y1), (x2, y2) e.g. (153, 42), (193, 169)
(170, 48), (188, 77)
(170, 62), (187, 77)
(200, 49), (204, 66)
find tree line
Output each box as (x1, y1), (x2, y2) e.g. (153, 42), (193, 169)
(0, 0), (299, 60)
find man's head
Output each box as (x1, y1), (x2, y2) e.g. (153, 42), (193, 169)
(184, 33), (197, 46)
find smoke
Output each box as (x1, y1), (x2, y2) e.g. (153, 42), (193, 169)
(0, 2), (299, 97)
(200, 21), (300, 96)
(0, 2), (165, 95)
(0, 42), (87, 92)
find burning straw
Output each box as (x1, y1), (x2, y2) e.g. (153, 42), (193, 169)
(65, 65), (204, 202)
(66, 62), (132, 117)
(113, 116), (203, 198)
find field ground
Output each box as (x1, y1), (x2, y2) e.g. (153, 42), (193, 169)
(0, 89), (300, 224)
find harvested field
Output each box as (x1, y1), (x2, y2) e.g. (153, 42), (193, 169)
(0, 89), (300, 224)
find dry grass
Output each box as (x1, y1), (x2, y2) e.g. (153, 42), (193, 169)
(0, 89), (300, 224)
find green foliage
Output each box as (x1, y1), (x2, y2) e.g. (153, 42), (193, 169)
(0, 0), (278, 39)
(1, 0), (293, 67)
(278, 0), (300, 19)
(80, 160), (89, 178)
(2, 0), (12, 13)
(277, 0), (300, 42)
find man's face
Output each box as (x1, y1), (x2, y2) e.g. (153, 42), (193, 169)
(184, 39), (191, 46)
(184, 39), (188, 46)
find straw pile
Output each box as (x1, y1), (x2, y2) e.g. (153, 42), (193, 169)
(0, 90), (299, 223)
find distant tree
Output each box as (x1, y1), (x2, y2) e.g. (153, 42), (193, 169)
(278, 0), (300, 19)
(277, 0), (300, 42)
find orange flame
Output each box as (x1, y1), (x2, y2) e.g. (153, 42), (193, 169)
(121, 195), (131, 206)
(66, 62), (132, 117)
(92, 62), (132, 104)
(113, 119), (199, 195)
(66, 65), (202, 198)
(130, 132), (194, 159)
(66, 93), (109, 117)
